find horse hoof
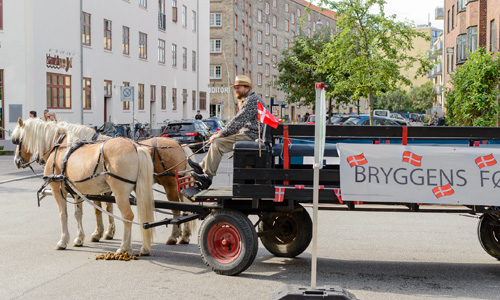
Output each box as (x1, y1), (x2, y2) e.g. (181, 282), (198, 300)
(140, 247), (150, 256)
(116, 247), (132, 255)
(103, 233), (114, 240)
(166, 237), (177, 245)
(73, 239), (84, 247)
(178, 237), (190, 244)
(55, 241), (67, 250)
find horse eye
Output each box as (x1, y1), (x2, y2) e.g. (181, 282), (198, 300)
(12, 138), (20, 145)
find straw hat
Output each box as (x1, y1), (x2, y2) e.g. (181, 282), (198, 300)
(232, 75), (253, 88)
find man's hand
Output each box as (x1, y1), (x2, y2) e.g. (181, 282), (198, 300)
(209, 132), (220, 143)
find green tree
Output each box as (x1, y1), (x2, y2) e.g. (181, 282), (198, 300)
(314, 0), (432, 124)
(445, 48), (500, 126)
(408, 81), (436, 112)
(374, 90), (412, 112)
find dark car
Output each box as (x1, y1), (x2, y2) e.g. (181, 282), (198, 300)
(160, 120), (211, 151)
(343, 115), (402, 126)
(202, 118), (225, 134)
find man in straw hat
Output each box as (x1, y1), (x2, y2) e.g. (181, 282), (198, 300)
(189, 75), (266, 189)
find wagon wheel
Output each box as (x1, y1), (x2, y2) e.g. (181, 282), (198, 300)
(477, 213), (500, 260)
(258, 207), (312, 258)
(198, 209), (258, 276)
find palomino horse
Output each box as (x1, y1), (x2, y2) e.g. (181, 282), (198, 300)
(58, 121), (196, 245)
(12, 118), (155, 255)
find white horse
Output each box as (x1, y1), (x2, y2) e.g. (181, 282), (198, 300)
(57, 121), (197, 245)
(13, 118), (155, 255)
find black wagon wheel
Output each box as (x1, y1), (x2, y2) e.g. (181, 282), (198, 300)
(198, 209), (258, 276)
(258, 206), (312, 258)
(477, 213), (500, 260)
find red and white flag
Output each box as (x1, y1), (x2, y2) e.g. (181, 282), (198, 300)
(402, 151), (422, 167)
(295, 185), (305, 189)
(334, 188), (343, 203)
(432, 184), (455, 199)
(475, 154), (497, 169)
(347, 153), (368, 167)
(257, 101), (279, 129)
(274, 187), (285, 202)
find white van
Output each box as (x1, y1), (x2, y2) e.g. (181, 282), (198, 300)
(373, 110), (390, 117)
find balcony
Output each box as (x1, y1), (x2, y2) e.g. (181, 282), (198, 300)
(158, 12), (166, 30)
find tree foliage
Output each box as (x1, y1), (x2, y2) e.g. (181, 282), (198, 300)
(445, 48), (500, 126)
(408, 81), (436, 112)
(374, 90), (411, 112)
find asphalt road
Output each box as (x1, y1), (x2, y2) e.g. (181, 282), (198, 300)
(1, 153), (499, 300)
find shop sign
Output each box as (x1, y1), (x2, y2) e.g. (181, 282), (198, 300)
(46, 54), (73, 72)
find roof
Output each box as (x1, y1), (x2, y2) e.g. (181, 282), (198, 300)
(294, 0), (337, 20)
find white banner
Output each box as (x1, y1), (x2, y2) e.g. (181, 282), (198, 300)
(338, 143), (500, 206)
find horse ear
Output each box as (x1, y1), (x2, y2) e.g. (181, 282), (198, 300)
(18, 118), (24, 127)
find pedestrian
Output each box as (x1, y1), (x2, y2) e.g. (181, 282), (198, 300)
(47, 111), (57, 122)
(42, 109), (50, 121)
(437, 112), (446, 126)
(428, 111), (438, 126)
(303, 112), (310, 122)
(29, 111), (37, 118)
(195, 110), (203, 120)
(188, 75), (264, 190)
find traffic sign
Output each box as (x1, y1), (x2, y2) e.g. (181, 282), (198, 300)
(121, 86), (134, 102)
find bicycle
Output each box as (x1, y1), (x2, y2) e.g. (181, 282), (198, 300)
(133, 122), (151, 140)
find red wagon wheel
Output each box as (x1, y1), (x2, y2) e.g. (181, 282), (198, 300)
(199, 209), (258, 276)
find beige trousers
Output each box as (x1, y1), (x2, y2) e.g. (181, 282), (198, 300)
(200, 132), (253, 177)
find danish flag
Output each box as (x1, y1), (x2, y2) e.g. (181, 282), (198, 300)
(347, 153), (368, 167)
(295, 185), (305, 189)
(334, 188), (343, 203)
(257, 101), (279, 129)
(402, 151), (422, 167)
(274, 187), (285, 202)
(432, 184), (455, 199)
(475, 154), (497, 169)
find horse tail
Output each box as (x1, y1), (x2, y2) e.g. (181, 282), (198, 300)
(135, 146), (155, 250)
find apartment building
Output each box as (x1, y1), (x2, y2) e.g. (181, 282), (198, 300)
(209, 0), (337, 122)
(444, 0), (500, 90)
(0, 0), (209, 146)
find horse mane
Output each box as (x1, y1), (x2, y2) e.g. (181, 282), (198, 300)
(58, 122), (97, 144)
(17, 118), (66, 156)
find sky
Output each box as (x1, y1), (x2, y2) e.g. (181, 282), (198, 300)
(313, 0), (445, 30)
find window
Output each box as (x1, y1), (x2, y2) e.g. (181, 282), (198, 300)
(181, 5), (187, 27)
(159, 0), (166, 30)
(182, 47), (187, 69)
(257, 51), (262, 65)
(451, 49), (454, 71)
(297, 8), (301, 18)
(242, 20), (245, 35)
(210, 13), (222, 27)
(285, 3), (289, 12)
(265, 86), (269, 97)
(292, 13), (295, 25)
(452, 6), (455, 29)
(138, 83), (145, 110)
(158, 39), (165, 63)
(192, 90), (196, 110)
(46, 73), (71, 109)
(235, 14), (238, 31)
(83, 78), (91, 110)
(265, 43), (269, 56)
(490, 20), (495, 52)
(199, 91), (207, 110)
(249, 26), (252, 40)
(234, 40), (238, 56)
(122, 26), (129, 55)
(257, 10), (262, 23)
(192, 50), (196, 71)
(104, 80), (112, 97)
(265, 23), (269, 35)
(210, 65), (222, 79)
(210, 39), (222, 53)
(285, 20), (289, 32)
(123, 82), (130, 110)
(161, 86), (167, 110)
(272, 0), (276, 7)
(258, 31), (262, 44)
(272, 35), (276, 47)
(265, 2), (269, 14)
(313, 22), (316, 32)
(172, 87), (177, 110)
(139, 0), (147, 8)
(104, 19), (112, 50)
(265, 63), (270, 76)
(172, 43), (177, 66)
(151, 85), (156, 102)
(257, 73), (262, 86)
(458, 0), (465, 11)
(172, 0), (178, 22)
(192, 10), (196, 31)
(447, 10), (450, 33)
(182, 89), (188, 105)
(139, 32), (147, 59)
(456, 34), (467, 64)
(272, 15), (277, 28)
(468, 26), (477, 54)
(82, 12), (91, 46)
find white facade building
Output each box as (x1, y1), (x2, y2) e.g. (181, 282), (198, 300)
(0, 0), (209, 147)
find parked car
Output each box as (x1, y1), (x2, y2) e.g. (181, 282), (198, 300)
(202, 118), (225, 134)
(305, 114), (316, 124)
(331, 115), (352, 125)
(373, 109), (391, 118)
(343, 115), (402, 126)
(160, 120), (211, 151)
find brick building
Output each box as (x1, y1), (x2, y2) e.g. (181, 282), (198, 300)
(443, 0), (500, 92)
(209, 0), (337, 122)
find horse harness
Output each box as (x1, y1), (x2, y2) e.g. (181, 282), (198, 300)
(38, 135), (138, 205)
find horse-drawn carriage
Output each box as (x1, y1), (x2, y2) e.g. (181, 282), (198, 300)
(12, 119), (500, 276)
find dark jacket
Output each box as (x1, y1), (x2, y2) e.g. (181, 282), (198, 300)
(219, 92), (264, 140)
